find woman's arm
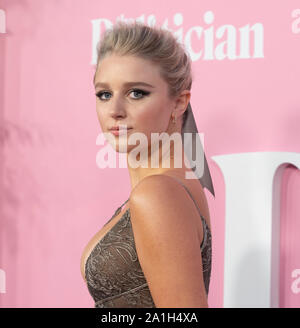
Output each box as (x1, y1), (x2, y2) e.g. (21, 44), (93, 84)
(130, 174), (208, 308)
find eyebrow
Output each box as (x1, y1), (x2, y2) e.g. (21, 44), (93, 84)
(94, 81), (155, 89)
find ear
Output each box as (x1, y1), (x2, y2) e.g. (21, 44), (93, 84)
(174, 90), (191, 117)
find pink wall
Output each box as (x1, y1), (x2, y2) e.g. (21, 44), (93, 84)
(0, 0), (299, 307)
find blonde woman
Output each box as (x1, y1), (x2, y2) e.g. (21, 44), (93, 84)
(81, 21), (214, 308)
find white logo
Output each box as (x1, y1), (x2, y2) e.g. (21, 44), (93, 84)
(291, 269), (300, 294)
(0, 268), (6, 294)
(212, 152), (300, 307)
(91, 11), (264, 64)
(0, 9), (6, 34)
(291, 9), (300, 34)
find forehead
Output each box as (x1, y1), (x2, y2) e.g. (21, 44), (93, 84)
(94, 54), (164, 86)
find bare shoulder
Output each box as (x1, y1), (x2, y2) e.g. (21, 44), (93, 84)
(130, 174), (181, 206)
(130, 173), (208, 229)
(129, 174), (208, 307)
(130, 174), (198, 223)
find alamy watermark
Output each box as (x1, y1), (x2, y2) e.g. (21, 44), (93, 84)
(96, 129), (205, 180)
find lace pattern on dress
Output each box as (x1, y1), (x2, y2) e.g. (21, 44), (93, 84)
(85, 204), (212, 308)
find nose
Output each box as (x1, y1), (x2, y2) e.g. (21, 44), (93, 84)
(108, 95), (127, 120)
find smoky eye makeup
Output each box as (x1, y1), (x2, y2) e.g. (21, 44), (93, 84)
(95, 88), (151, 101)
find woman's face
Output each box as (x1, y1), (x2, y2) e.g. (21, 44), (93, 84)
(94, 53), (176, 154)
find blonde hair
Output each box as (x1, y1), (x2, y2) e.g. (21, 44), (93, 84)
(93, 21), (193, 126)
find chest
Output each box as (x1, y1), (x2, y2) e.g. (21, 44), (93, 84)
(80, 204), (130, 282)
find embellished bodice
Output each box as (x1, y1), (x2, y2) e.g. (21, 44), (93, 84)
(84, 196), (212, 308)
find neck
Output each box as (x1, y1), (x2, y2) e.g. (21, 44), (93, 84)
(126, 131), (192, 191)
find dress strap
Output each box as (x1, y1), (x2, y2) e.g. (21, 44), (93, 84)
(105, 198), (130, 227)
(164, 175), (208, 249)
(120, 198), (130, 209)
(115, 198), (130, 214)
(166, 176), (203, 217)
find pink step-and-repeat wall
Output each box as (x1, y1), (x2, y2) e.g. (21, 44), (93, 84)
(0, 0), (300, 307)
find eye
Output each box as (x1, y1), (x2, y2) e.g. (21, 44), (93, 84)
(95, 89), (150, 101)
(95, 91), (111, 101)
(129, 89), (150, 99)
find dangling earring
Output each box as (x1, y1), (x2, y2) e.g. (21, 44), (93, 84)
(172, 114), (176, 124)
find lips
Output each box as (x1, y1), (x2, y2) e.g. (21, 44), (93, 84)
(109, 126), (132, 131)
(109, 128), (132, 136)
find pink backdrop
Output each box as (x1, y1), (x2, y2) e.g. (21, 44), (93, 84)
(0, 0), (299, 307)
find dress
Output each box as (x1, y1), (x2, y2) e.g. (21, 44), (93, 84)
(84, 176), (212, 308)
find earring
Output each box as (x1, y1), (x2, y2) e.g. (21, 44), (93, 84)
(172, 115), (176, 124)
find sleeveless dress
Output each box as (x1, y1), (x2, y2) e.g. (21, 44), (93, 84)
(84, 176), (212, 308)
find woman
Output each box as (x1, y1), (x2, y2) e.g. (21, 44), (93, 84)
(80, 21), (213, 308)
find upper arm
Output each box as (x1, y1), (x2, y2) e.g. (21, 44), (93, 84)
(130, 175), (208, 308)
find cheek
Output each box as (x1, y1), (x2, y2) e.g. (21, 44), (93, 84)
(136, 103), (170, 133)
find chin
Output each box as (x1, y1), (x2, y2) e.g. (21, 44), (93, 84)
(111, 140), (132, 154)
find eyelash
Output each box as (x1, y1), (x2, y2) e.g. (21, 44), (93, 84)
(95, 89), (150, 101)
